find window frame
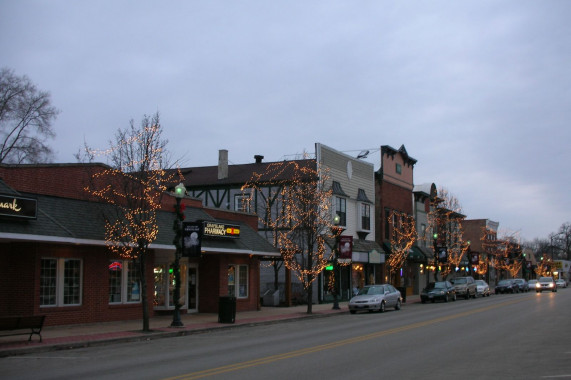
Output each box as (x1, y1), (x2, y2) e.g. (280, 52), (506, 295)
(228, 264), (249, 299)
(335, 196), (347, 227)
(108, 259), (142, 305)
(359, 203), (371, 231)
(40, 258), (83, 307)
(234, 194), (251, 213)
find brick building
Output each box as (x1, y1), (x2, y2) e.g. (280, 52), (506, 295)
(0, 164), (278, 326)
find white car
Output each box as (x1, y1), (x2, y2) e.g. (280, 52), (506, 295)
(536, 277), (557, 292)
(555, 279), (568, 288)
(475, 280), (490, 297)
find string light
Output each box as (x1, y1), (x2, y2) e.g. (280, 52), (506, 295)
(83, 122), (181, 259)
(241, 159), (337, 290)
(387, 210), (416, 279)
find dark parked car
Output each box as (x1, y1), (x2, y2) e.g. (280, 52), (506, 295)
(495, 279), (519, 294)
(513, 278), (529, 292)
(421, 281), (456, 303)
(536, 277), (557, 293)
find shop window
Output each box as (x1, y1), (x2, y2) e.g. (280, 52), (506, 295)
(228, 265), (248, 298)
(153, 263), (186, 309)
(40, 258), (82, 307)
(108, 260), (141, 304)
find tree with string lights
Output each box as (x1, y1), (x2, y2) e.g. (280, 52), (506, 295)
(79, 112), (177, 331)
(387, 210), (416, 284)
(242, 159), (336, 314)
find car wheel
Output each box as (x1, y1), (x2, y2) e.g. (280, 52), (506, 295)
(379, 301), (386, 313)
(395, 299), (401, 311)
(421, 300), (426, 304)
(350, 310), (356, 314)
(452, 293), (456, 301)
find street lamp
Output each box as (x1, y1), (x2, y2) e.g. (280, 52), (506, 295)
(331, 214), (344, 310)
(171, 182), (186, 327)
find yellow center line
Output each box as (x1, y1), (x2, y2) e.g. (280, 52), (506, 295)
(165, 298), (525, 380)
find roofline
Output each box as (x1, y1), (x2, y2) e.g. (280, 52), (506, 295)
(0, 232), (281, 257)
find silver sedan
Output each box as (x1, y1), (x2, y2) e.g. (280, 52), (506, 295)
(475, 280), (490, 297)
(349, 284), (402, 314)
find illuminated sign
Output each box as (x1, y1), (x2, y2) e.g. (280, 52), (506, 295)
(0, 194), (37, 220)
(202, 222), (240, 238)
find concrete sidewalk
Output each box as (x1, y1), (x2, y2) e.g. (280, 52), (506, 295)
(0, 296), (420, 358)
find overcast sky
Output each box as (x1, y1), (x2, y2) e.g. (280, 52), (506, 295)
(1, 1), (570, 242)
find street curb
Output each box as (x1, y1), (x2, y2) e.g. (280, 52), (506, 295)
(0, 310), (350, 358)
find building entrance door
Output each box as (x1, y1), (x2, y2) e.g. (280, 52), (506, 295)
(187, 265), (198, 313)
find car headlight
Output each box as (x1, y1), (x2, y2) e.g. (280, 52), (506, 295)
(536, 283), (541, 288)
(438, 291), (445, 295)
(549, 283), (554, 288)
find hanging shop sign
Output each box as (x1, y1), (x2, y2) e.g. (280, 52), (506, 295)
(182, 222), (203, 257)
(0, 194), (37, 220)
(202, 221), (240, 239)
(338, 235), (353, 260)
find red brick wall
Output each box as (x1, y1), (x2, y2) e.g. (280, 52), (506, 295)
(376, 179), (414, 242)
(0, 241), (156, 326)
(196, 254), (259, 313)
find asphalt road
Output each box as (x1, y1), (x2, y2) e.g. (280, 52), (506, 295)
(1, 289), (570, 380)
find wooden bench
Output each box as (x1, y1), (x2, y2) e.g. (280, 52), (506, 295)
(0, 316), (46, 343)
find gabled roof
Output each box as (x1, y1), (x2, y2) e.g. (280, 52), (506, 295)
(381, 144), (417, 166)
(172, 159), (316, 188)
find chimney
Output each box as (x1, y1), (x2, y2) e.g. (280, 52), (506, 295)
(254, 155), (264, 164)
(218, 149), (228, 180)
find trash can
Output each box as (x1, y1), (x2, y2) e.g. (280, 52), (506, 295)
(218, 296), (236, 323)
(397, 287), (407, 303)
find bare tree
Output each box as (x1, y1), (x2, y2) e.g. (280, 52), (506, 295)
(80, 112), (175, 332)
(552, 222), (571, 260)
(0, 68), (58, 163)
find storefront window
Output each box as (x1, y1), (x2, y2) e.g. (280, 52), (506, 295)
(126, 261), (141, 302)
(153, 263), (186, 309)
(153, 265), (166, 307)
(109, 261), (122, 303)
(228, 265), (248, 298)
(40, 258), (82, 307)
(108, 260), (140, 304)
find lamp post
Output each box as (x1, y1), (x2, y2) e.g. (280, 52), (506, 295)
(432, 232), (438, 282)
(331, 214), (344, 310)
(171, 182), (186, 327)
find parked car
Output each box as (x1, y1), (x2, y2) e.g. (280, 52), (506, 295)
(528, 279), (538, 288)
(421, 281), (456, 303)
(475, 280), (490, 297)
(555, 279), (568, 288)
(451, 276), (477, 299)
(536, 277), (557, 293)
(348, 284), (402, 314)
(513, 278), (529, 292)
(495, 279), (519, 294)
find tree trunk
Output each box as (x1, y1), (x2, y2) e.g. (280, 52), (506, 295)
(139, 250), (150, 332)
